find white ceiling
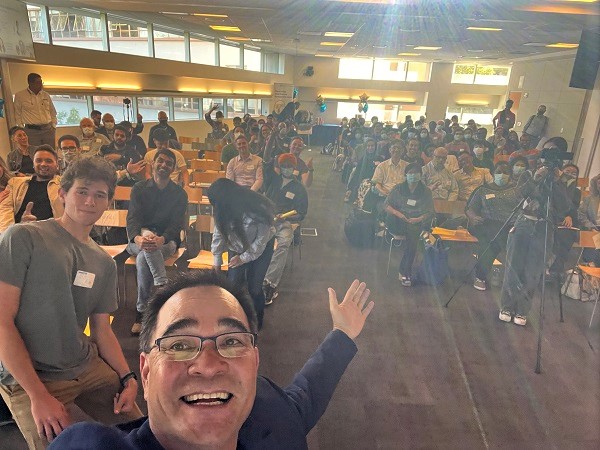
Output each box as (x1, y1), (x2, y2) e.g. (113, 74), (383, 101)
(30, 0), (600, 63)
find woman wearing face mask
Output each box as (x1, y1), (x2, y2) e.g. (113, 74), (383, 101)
(345, 138), (384, 203)
(548, 163), (582, 278)
(384, 163), (434, 287)
(419, 128), (432, 152)
(465, 161), (521, 291)
(509, 156), (530, 184)
(471, 141), (494, 172)
(7, 126), (36, 175)
(77, 117), (110, 156)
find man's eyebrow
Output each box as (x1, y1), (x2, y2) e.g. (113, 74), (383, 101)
(160, 318), (199, 337)
(218, 318), (250, 333)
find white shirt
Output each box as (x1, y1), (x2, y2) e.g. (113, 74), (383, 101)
(371, 158), (407, 193)
(13, 88), (57, 127)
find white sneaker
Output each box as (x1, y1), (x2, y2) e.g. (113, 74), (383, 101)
(513, 315), (527, 326)
(473, 278), (487, 291)
(499, 310), (512, 322)
(399, 274), (412, 287)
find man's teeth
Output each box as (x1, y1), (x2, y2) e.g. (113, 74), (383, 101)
(182, 392), (232, 403)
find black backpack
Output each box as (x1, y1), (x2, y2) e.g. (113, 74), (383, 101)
(344, 208), (376, 248)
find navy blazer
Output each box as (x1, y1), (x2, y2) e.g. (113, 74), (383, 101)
(48, 330), (358, 449)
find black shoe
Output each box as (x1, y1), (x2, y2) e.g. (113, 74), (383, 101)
(131, 311), (143, 335)
(263, 283), (276, 306)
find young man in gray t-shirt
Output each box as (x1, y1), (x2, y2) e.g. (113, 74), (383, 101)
(0, 157), (142, 449)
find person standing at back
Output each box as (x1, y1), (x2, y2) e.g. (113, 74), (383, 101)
(13, 73), (57, 147)
(522, 105), (548, 148)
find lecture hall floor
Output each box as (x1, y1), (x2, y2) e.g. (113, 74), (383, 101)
(2, 150), (599, 449)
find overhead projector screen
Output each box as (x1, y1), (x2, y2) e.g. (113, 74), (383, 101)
(0, 0), (36, 61)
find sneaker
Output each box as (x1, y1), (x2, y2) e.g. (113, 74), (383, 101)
(131, 311), (143, 336)
(375, 230), (385, 237)
(473, 278), (487, 291)
(399, 274), (412, 287)
(0, 418), (15, 427)
(263, 282), (276, 306)
(499, 310), (512, 322)
(513, 314), (527, 326)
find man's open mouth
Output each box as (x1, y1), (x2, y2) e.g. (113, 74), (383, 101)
(181, 392), (233, 406)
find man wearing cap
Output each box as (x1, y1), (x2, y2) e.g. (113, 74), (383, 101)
(13, 73), (57, 147)
(226, 135), (263, 192)
(262, 154), (309, 304)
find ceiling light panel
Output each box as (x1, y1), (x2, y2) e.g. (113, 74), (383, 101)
(324, 32), (355, 37)
(320, 42), (345, 46)
(414, 46), (441, 50)
(467, 27), (503, 31)
(210, 25), (241, 32)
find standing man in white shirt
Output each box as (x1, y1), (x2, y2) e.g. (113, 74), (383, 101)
(13, 73), (57, 147)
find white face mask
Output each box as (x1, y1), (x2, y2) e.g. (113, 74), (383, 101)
(104, 122), (115, 130)
(82, 127), (94, 136)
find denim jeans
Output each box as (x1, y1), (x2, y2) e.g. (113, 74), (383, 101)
(500, 216), (554, 316)
(469, 221), (509, 282)
(386, 215), (423, 276)
(264, 221), (293, 288)
(227, 238), (275, 330)
(127, 240), (177, 312)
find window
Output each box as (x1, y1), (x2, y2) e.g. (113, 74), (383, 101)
(108, 18), (149, 57)
(190, 35), (215, 65)
(27, 4), (46, 43)
(220, 42), (241, 69)
(338, 58), (374, 80)
(247, 99), (262, 116)
(406, 62), (431, 82)
(48, 9), (103, 50)
(203, 99), (224, 116)
(92, 95), (132, 122)
(173, 97), (200, 121)
(153, 29), (185, 62)
(373, 60), (406, 82)
(243, 47), (262, 71)
(51, 94), (89, 126)
(445, 106), (494, 125)
(452, 64), (511, 85)
(263, 52), (283, 74)
(137, 97), (169, 120)
(226, 99), (245, 119)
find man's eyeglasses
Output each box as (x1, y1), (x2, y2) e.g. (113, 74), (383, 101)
(152, 332), (257, 361)
(60, 146), (78, 151)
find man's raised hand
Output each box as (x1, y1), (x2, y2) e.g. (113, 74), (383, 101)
(328, 279), (374, 340)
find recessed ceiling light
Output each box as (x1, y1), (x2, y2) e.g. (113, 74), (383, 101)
(467, 26), (502, 31)
(210, 25), (241, 32)
(324, 32), (354, 38)
(250, 38), (271, 43)
(467, 49), (484, 52)
(546, 42), (579, 48)
(398, 52), (421, 56)
(414, 46), (441, 50)
(192, 13), (228, 18)
(320, 42), (345, 46)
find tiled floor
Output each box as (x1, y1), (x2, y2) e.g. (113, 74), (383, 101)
(2, 150), (599, 449)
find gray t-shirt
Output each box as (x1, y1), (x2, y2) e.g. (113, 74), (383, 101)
(0, 219), (118, 385)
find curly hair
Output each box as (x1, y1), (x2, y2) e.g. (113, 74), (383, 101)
(60, 156), (118, 200)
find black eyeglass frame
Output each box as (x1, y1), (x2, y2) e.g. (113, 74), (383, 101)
(150, 332), (258, 360)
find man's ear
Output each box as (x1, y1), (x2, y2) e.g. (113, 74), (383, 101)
(140, 353), (150, 402)
(58, 188), (66, 205)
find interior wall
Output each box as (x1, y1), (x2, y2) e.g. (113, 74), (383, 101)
(575, 70), (600, 178)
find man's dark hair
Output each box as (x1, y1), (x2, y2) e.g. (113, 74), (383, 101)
(114, 124), (130, 138)
(215, 111), (224, 119)
(140, 271), (258, 352)
(233, 117), (242, 123)
(472, 140), (487, 148)
(405, 162), (422, 175)
(506, 100), (514, 106)
(91, 110), (101, 117)
(543, 136), (568, 153)
(154, 148), (176, 164)
(153, 128), (170, 142)
(27, 73), (41, 84)
(9, 125), (26, 137)
(494, 161), (510, 173)
(33, 144), (58, 161)
(60, 156), (118, 199)
(562, 163), (579, 176)
(58, 134), (80, 148)
(509, 155), (529, 171)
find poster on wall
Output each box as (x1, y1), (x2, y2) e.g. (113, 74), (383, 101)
(272, 83), (294, 114)
(0, 0), (36, 61)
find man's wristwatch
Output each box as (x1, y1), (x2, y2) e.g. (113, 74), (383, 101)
(119, 371), (138, 388)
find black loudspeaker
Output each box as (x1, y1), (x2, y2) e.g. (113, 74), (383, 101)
(569, 27), (600, 90)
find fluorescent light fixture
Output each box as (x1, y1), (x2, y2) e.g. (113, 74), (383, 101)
(322, 94), (352, 100)
(250, 38), (271, 42)
(324, 32), (354, 38)
(414, 46), (441, 50)
(546, 42), (579, 48)
(178, 88), (207, 93)
(368, 96), (382, 101)
(397, 52), (421, 56)
(315, 53), (335, 57)
(383, 97), (416, 103)
(320, 41), (345, 46)
(515, 5), (599, 14)
(254, 91), (272, 96)
(210, 25), (241, 32)
(467, 26), (502, 31)
(97, 84), (141, 90)
(44, 82), (94, 89)
(225, 36), (251, 41)
(192, 13), (228, 18)
(233, 90), (253, 95)
(456, 100), (489, 106)
(208, 89), (232, 94)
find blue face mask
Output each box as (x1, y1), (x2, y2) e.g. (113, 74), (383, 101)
(406, 173), (421, 184)
(281, 167), (294, 178)
(494, 173), (509, 186)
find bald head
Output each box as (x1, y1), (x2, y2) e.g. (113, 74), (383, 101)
(432, 147), (448, 170)
(433, 147), (448, 158)
(158, 111), (168, 121)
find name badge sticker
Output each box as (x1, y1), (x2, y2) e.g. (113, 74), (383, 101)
(246, 165), (255, 170)
(407, 199), (417, 206)
(485, 194), (496, 200)
(82, 145), (90, 151)
(293, 170), (300, 177)
(74, 271), (96, 288)
(285, 191), (295, 199)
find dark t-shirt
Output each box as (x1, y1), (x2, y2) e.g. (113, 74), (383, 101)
(20, 154), (34, 175)
(15, 178), (52, 223)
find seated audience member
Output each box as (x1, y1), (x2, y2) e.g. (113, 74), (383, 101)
(57, 135), (81, 171)
(504, 130), (520, 155)
(144, 129), (189, 187)
(578, 173), (600, 265)
(204, 104), (229, 139)
(255, 124), (271, 159)
(455, 152), (493, 201)
(345, 138), (384, 203)
(0, 145), (62, 233)
(127, 149), (188, 335)
(8, 126), (36, 175)
(368, 140), (407, 214)
(549, 163), (581, 277)
(96, 113), (116, 141)
(147, 111), (177, 149)
(77, 118), (110, 156)
(91, 109), (102, 129)
(421, 147), (458, 201)
(376, 131), (391, 160)
(263, 154), (309, 303)
(119, 121), (147, 157)
(403, 138), (425, 167)
(471, 140), (494, 172)
(100, 125), (144, 173)
(466, 119), (478, 133)
(226, 135), (264, 192)
(510, 156), (530, 183)
(49, 272), (373, 450)
(487, 126), (507, 156)
(0, 157), (142, 449)
(419, 128), (433, 152)
(385, 163), (435, 287)
(222, 116), (243, 145)
(466, 161), (522, 291)
(276, 137), (314, 188)
(248, 126), (261, 155)
(475, 127), (495, 156)
(509, 133), (540, 170)
(221, 126), (246, 166)
(444, 128), (470, 156)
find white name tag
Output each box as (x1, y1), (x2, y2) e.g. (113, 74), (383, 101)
(95, 139), (102, 143)
(485, 194), (496, 200)
(246, 165), (255, 170)
(74, 270), (95, 288)
(293, 170), (300, 177)
(82, 145), (90, 151)
(407, 199), (417, 206)
(285, 191), (295, 199)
